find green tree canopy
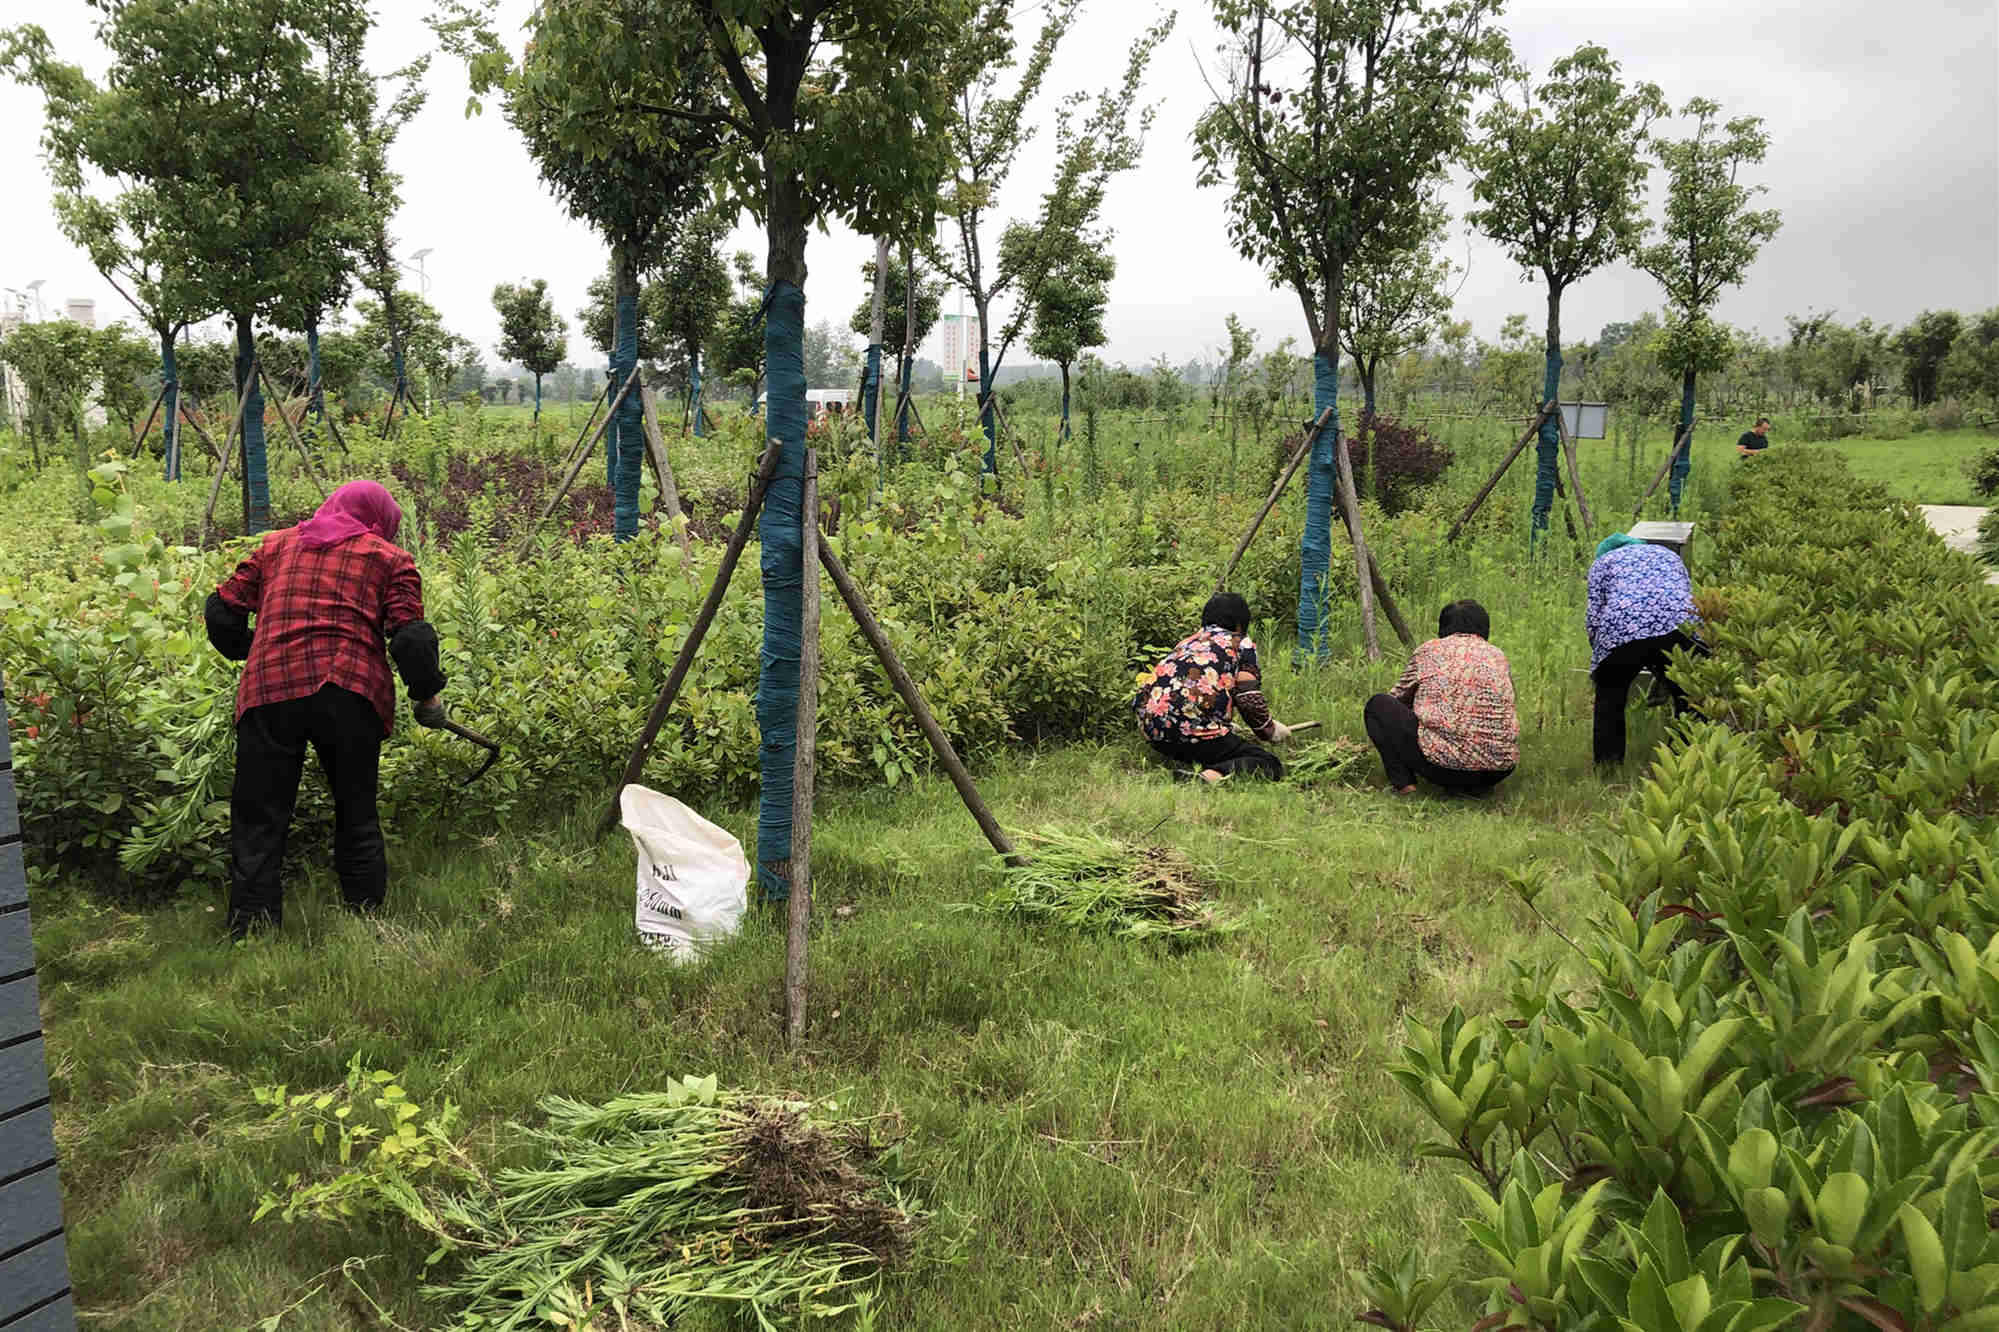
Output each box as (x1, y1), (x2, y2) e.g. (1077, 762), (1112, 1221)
(493, 278), (568, 424)
(1017, 226), (1114, 438)
(1893, 310), (1963, 408)
(849, 256), (945, 360)
(1193, 0), (1507, 656)
(1341, 201), (1458, 416)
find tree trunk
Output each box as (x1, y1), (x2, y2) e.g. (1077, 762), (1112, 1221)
(611, 240), (644, 539)
(235, 312), (269, 535)
(690, 345), (705, 438)
(756, 178), (811, 903)
(160, 331), (181, 483)
(1059, 360), (1072, 442)
(1670, 368), (1696, 515)
(898, 243), (916, 448)
(1359, 365), (1377, 503)
(865, 235), (889, 447)
(1297, 344), (1340, 660)
(532, 372), (543, 430)
(1532, 284), (1565, 540)
(305, 315), (324, 431)
(975, 297), (997, 474)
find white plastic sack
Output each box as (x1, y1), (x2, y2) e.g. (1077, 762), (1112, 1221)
(620, 784), (750, 963)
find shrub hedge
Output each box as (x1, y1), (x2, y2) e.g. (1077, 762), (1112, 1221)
(1382, 450), (1999, 1331)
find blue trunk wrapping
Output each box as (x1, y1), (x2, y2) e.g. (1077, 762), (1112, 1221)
(611, 252), (643, 540)
(237, 316), (270, 535)
(605, 363), (619, 487)
(1669, 373), (1696, 513)
(392, 346), (407, 423)
(756, 279), (807, 901)
(306, 318), (323, 430)
(979, 341), (996, 475)
(532, 373), (542, 427)
(690, 345), (705, 438)
(861, 343), (882, 441)
(160, 334), (180, 482)
(1532, 345), (1562, 537)
(1060, 366), (1072, 442)
(1295, 351), (1339, 661)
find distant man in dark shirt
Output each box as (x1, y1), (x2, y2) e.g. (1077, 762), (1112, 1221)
(1737, 416), (1771, 457)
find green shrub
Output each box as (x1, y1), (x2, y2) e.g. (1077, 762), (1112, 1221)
(1388, 449), (1999, 1332)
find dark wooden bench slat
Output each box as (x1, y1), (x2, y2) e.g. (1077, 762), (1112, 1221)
(0, 1235), (69, 1319)
(0, 1044), (51, 1126)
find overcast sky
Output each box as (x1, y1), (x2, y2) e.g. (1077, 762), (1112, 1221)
(2, 0), (1993, 374)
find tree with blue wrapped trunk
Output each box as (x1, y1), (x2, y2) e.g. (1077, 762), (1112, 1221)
(656, 211), (732, 439)
(1340, 196), (1457, 490)
(1465, 44), (1664, 544)
(1194, 0), (1507, 660)
(932, 2), (1171, 479)
(1019, 227), (1114, 445)
(444, 0), (977, 900)
(350, 56), (429, 438)
(1636, 98), (1780, 516)
(436, 1), (720, 543)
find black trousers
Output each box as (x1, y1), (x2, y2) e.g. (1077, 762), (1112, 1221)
(1592, 630), (1702, 764)
(1363, 694), (1513, 793)
(1148, 732), (1283, 780)
(230, 683), (386, 935)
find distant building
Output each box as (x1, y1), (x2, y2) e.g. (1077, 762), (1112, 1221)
(936, 313), (980, 382)
(64, 299), (95, 329)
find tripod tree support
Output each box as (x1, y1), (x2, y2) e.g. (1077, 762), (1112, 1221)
(177, 401), (224, 462)
(514, 367), (643, 560)
(816, 530), (1023, 868)
(1557, 406), (1595, 532)
(198, 362), (259, 547)
(594, 442), (783, 840)
(638, 384), (696, 574)
(1634, 425), (1693, 522)
(258, 365), (328, 500)
(785, 449), (820, 1048)
(1445, 401), (1558, 543)
(133, 385), (166, 451)
(1332, 430), (1381, 661)
(1215, 406), (1335, 595)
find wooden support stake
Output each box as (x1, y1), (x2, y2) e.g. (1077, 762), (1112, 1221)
(1333, 485), (1414, 648)
(594, 443), (783, 839)
(1332, 429), (1381, 662)
(1215, 406), (1335, 595)
(785, 449), (820, 1049)
(198, 362), (258, 547)
(1556, 406), (1595, 532)
(323, 407), (349, 454)
(133, 385), (166, 449)
(1445, 401), (1556, 543)
(514, 367), (642, 559)
(177, 401), (224, 461)
(638, 384), (696, 575)
(817, 531), (1023, 867)
(1634, 425), (1692, 521)
(259, 365), (328, 499)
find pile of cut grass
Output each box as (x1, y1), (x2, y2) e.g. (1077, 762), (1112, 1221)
(965, 827), (1244, 942)
(1283, 734), (1376, 787)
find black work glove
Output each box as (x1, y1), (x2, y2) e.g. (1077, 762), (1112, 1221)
(413, 697), (448, 729)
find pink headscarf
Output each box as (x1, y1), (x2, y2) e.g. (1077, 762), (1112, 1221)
(294, 480), (403, 550)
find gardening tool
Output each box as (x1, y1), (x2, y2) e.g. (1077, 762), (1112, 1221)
(1285, 721), (1323, 735)
(417, 702), (501, 786)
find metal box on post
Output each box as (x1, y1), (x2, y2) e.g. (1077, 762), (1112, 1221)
(0, 685), (76, 1331)
(1629, 520), (1695, 569)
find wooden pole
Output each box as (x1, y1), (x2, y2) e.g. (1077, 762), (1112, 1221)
(1445, 401), (1556, 543)
(177, 401), (224, 462)
(323, 407), (349, 454)
(785, 449), (820, 1049)
(259, 365), (328, 499)
(817, 532), (1023, 866)
(198, 362), (258, 547)
(867, 235), (889, 458)
(593, 443), (783, 839)
(637, 384), (696, 574)
(1634, 424), (1692, 521)
(1332, 430), (1381, 661)
(1556, 406), (1595, 532)
(1214, 406), (1335, 594)
(1332, 485), (1414, 648)
(132, 385), (166, 449)
(514, 366), (642, 559)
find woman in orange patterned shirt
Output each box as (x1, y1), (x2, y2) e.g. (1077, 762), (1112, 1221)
(1363, 599), (1518, 796)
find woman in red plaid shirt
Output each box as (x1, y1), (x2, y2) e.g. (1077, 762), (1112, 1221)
(204, 481), (448, 939)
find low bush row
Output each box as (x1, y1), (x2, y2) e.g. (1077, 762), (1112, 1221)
(1383, 450), (1999, 1331)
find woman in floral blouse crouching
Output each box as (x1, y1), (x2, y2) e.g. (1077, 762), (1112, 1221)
(1133, 593), (1296, 784)
(1364, 599), (1519, 797)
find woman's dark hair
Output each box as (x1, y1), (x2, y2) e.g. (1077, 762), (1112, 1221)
(1202, 592), (1252, 633)
(1438, 599), (1490, 640)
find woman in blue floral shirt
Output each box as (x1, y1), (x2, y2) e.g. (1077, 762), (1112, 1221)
(1586, 533), (1705, 765)
(1133, 593), (1294, 782)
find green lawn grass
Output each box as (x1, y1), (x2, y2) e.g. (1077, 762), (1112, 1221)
(1816, 429), (1996, 503)
(33, 557), (1683, 1328)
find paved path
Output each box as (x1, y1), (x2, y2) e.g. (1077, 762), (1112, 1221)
(1921, 505), (1999, 585)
